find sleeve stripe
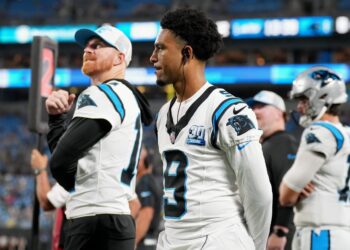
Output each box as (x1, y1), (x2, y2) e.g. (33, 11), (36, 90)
(313, 121), (344, 153)
(98, 84), (125, 122)
(211, 98), (243, 149)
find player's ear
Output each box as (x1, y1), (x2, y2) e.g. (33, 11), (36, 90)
(113, 52), (125, 66)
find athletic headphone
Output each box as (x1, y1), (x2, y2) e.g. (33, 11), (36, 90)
(182, 47), (190, 64)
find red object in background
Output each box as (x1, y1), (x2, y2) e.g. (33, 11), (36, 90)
(52, 207), (64, 250)
(40, 48), (54, 98)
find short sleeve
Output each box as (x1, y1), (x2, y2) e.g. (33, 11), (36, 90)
(74, 85), (123, 129)
(136, 177), (155, 208)
(301, 123), (339, 159)
(47, 183), (69, 208)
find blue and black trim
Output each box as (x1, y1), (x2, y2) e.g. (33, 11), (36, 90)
(98, 84), (125, 122)
(313, 122), (344, 154)
(211, 98), (243, 149)
(121, 115), (142, 186)
(166, 86), (216, 143)
(310, 229), (330, 250)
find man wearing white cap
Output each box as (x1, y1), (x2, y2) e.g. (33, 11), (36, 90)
(45, 25), (153, 250)
(249, 90), (298, 250)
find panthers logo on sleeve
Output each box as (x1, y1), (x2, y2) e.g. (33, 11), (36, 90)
(77, 94), (97, 109)
(226, 115), (255, 136)
(305, 132), (321, 144)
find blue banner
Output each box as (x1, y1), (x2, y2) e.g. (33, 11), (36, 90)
(0, 16), (335, 44)
(232, 16), (333, 39)
(0, 64), (348, 89)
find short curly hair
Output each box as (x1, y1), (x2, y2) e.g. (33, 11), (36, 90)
(160, 8), (223, 61)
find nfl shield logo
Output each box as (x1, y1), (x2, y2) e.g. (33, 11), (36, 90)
(170, 131), (176, 144)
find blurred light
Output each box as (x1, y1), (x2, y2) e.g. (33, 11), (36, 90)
(130, 22), (159, 40)
(232, 16), (333, 39)
(231, 19), (264, 38)
(216, 20), (230, 38)
(336, 16), (350, 34)
(0, 24), (98, 43)
(1, 64), (349, 88)
(16, 25), (31, 43)
(264, 19), (298, 37)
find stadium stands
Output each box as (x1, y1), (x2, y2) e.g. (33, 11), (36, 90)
(1, 1), (350, 249)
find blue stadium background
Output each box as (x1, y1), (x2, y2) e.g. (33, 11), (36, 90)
(1, 0), (350, 249)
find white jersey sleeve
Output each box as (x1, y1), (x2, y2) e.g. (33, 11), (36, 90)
(283, 121), (350, 228)
(216, 102), (262, 149)
(283, 149), (326, 193)
(47, 183), (69, 208)
(217, 103), (273, 250)
(283, 123), (337, 192)
(301, 123), (338, 158)
(73, 85), (123, 129)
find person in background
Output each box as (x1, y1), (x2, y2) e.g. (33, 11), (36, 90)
(248, 90), (297, 250)
(135, 146), (162, 250)
(45, 24), (152, 250)
(30, 149), (141, 250)
(280, 66), (350, 249)
(30, 149), (68, 250)
(150, 8), (272, 250)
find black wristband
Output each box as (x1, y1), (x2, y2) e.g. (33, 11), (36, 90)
(274, 228), (288, 238)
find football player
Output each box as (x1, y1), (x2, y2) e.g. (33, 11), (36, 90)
(150, 8), (272, 250)
(280, 66), (350, 249)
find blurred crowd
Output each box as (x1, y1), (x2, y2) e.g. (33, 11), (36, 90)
(0, 0), (348, 26)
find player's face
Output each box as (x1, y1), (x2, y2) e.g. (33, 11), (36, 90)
(296, 97), (309, 115)
(253, 103), (282, 135)
(82, 38), (118, 77)
(150, 29), (184, 86)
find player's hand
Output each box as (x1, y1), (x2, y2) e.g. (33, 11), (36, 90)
(299, 182), (315, 201)
(267, 233), (287, 250)
(45, 90), (76, 115)
(31, 149), (48, 170)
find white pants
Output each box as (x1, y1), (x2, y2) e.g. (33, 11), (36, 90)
(157, 223), (255, 250)
(292, 226), (350, 250)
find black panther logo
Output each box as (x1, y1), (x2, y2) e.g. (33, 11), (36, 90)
(226, 115), (255, 136)
(310, 70), (340, 87)
(305, 132), (321, 144)
(77, 94), (97, 109)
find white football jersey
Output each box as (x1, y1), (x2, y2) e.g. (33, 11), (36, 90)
(157, 82), (271, 243)
(65, 80), (142, 219)
(284, 121), (350, 227)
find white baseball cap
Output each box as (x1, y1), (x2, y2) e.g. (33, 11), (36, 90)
(248, 90), (286, 112)
(75, 25), (132, 66)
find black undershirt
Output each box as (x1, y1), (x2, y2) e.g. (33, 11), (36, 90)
(47, 114), (111, 191)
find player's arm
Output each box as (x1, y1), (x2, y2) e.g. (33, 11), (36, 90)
(227, 141), (273, 250)
(46, 89), (76, 152)
(31, 149), (55, 211)
(218, 102), (272, 250)
(49, 117), (111, 191)
(135, 181), (156, 246)
(129, 197), (141, 219)
(135, 206), (154, 245)
(279, 149), (324, 206)
(47, 113), (70, 152)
